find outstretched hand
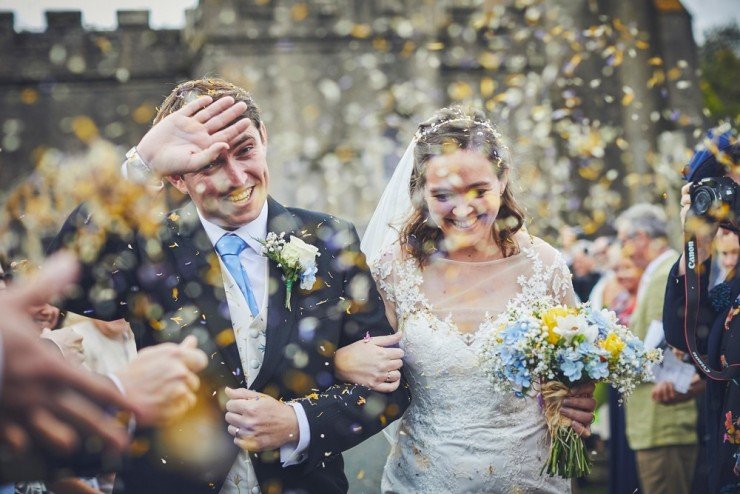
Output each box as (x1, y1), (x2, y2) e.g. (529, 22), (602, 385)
(114, 335), (208, 426)
(560, 382), (597, 437)
(0, 252), (134, 455)
(136, 95), (251, 178)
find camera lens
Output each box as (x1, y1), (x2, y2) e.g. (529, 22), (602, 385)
(692, 188), (715, 215)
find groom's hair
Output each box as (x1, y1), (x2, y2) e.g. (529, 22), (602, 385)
(153, 78), (263, 139)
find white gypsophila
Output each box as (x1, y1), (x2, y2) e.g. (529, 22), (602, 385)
(261, 231), (286, 255)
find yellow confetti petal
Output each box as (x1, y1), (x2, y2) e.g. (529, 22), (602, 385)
(216, 329), (236, 347)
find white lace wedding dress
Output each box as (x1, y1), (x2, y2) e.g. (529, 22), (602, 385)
(373, 234), (576, 493)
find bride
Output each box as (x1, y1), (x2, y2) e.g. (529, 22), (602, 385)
(334, 107), (596, 493)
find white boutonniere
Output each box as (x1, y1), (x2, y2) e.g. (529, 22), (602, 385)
(258, 232), (320, 310)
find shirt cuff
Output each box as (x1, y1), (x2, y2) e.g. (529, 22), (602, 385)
(280, 403), (310, 466)
(121, 158), (164, 190)
(108, 373), (137, 435)
(108, 372), (126, 396)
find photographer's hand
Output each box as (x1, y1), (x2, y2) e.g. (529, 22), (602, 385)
(678, 182), (719, 276)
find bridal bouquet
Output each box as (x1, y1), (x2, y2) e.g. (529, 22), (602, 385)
(479, 299), (662, 478)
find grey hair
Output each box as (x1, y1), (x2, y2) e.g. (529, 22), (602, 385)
(615, 203), (669, 239)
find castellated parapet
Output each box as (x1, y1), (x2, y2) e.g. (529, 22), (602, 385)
(0, 9), (193, 195)
(0, 10), (190, 83)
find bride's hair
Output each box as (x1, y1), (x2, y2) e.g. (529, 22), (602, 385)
(400, 106), (525, 266)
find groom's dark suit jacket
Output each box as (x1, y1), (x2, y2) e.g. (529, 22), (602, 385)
(49, 196), (411, 494)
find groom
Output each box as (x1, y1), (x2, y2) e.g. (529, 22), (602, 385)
(50, 78), (410, 494)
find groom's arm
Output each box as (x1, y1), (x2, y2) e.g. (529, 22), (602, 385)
(292, 222), (411, 472)
(47, 203), (140, 322)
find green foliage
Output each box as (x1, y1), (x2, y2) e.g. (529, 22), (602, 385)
(699, 22), (740, 124)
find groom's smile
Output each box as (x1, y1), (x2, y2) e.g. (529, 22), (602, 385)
(226, 186), (254, 204)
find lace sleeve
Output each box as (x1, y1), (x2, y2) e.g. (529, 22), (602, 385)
(529, 238), (577, 307)
(370, 249), (399, 331)
(550, 252), (577, 307)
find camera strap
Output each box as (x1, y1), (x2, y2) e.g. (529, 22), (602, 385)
(684, 230), (740, 381)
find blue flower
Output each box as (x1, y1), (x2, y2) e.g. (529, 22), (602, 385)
(501, 320), (529, 346)
(509, 366), (531, 390)
(587, 309), (613, 338)
(300, 265), (318, 290)
(576, 341), (599, 357)
(559, 348), (584, 382)
(586, 357), (610, 380)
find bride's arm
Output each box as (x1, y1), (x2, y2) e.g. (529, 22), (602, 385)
(334, 260), (405, 392)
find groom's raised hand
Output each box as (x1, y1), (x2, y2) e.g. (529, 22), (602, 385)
(224, 387), (299, 452)
(136, 95), (251, 178)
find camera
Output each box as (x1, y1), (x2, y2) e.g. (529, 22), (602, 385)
(689, 176), (740, 231)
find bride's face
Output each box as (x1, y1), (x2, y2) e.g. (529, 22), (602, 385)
(423, 149), (507, 254)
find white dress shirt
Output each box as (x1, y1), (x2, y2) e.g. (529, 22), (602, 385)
(195, 203), (310, 467)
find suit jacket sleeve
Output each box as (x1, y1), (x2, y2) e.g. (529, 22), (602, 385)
(293, 223), (411, 472)
(663, 257), (715, 354)
(47, 202), (147, 324)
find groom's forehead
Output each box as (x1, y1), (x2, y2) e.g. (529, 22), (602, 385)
(230, 118), (262, 144)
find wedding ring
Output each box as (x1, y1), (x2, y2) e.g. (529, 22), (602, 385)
(235, 427), (240, 438)
(385, 371), (392, 383)
(590, 415), (596, 424)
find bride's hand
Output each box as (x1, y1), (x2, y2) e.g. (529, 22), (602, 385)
(560, 382), (597, 437)
(334, 332), (404, 392)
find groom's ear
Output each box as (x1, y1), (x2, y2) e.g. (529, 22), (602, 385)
(259, 122), (268, 145)
(167, 175), (189, 195)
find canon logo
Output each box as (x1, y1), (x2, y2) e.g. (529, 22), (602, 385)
(687, 241), (696, 270)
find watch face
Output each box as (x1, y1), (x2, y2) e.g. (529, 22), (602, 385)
(127, 151), (149, 173)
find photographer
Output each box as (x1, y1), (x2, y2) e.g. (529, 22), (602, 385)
(663, 128), (739, 493)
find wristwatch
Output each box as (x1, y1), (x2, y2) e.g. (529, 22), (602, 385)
(124, 146), (156, 184)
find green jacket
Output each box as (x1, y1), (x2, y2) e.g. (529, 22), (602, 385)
(625, 252), (698, 450)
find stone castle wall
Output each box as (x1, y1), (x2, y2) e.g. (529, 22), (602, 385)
(0, 0), (705, 233)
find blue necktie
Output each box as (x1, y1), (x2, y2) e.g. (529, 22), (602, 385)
(215, 233), (260, 317)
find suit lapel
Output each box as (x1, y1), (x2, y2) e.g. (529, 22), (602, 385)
(250, 197), (301, 391)
(167, 202), (246, 386)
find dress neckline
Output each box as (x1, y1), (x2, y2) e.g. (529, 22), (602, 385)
(432, 249), (524, 266)
(430, 232), (536, 266)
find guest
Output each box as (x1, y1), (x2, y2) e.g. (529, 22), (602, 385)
(570, 239), (601, 302)
(619, 204), (701, 494)
(0, 253), (210, 486)
(605, 250), (643, 494)
(663, 132), (739, 493)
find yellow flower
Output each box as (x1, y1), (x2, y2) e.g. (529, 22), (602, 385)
(541, 306), (571, 344)
(600, 333), (625, 358)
